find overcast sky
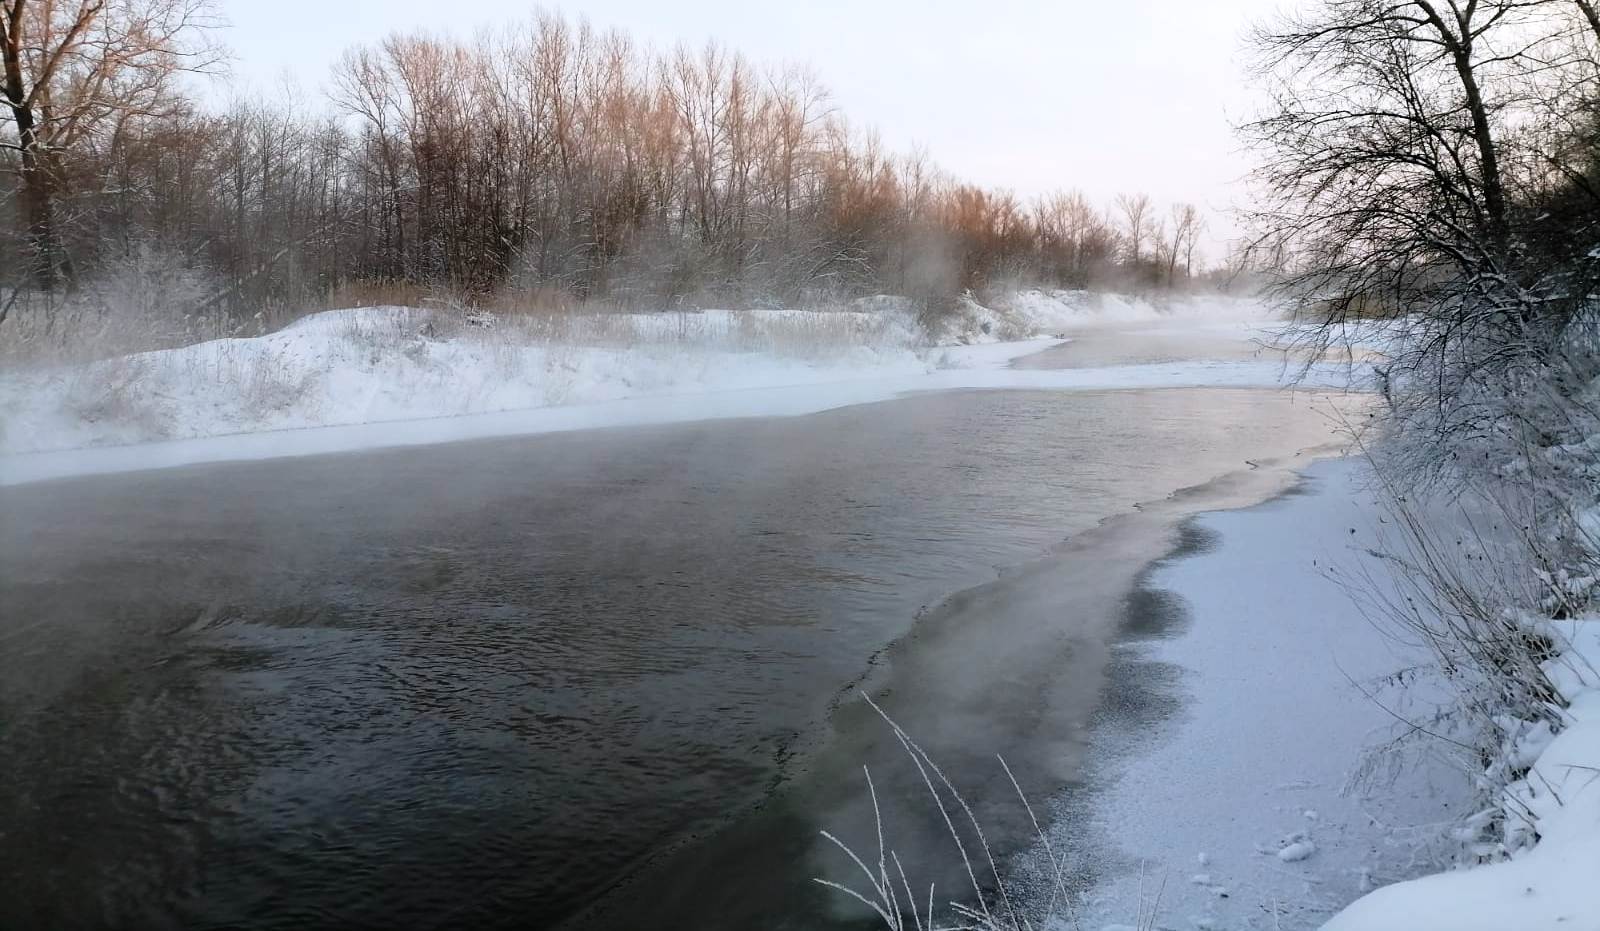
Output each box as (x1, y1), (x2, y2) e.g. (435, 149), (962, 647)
(220, 0), (1288, 252)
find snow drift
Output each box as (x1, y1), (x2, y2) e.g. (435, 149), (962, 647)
(0, 290), (1286, 459)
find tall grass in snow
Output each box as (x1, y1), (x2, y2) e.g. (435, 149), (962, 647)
(814, 694), (1167, 931)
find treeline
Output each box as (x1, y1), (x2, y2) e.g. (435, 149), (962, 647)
(2, 2), (1212, 336)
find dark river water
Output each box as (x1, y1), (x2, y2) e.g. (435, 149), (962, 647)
(1, 362), (1346, 929)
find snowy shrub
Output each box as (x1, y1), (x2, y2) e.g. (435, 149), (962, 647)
(0, 244), (226, 369)
(61, 355), (172, 438)
(1348, 312), (1600, 861)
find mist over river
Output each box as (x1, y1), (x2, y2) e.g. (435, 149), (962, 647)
(0, 334), (1353, 929)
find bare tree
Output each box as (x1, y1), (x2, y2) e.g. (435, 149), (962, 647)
(3, 8), (1225, 338)
(1152, 219), (1177, 286)
(1246, 0), (1600, 462)
(1245, 0), (1559, 356)
(1, 0), (221, 290)
(1169, 202), (1204, 283)
(1113, 192), (1151, 266)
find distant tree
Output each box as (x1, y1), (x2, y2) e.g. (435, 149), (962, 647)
(1151, 219), (1176, 286)
(1113, 192), (1152, 267)
(1, 7), (1224, 341)
(1169, 202), (1204, 283)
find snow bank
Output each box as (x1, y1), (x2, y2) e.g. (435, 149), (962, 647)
(1090, 448), (1600, 931)
(0, 291), (1341, 483)
(1320, 619), (1600, 931)
(0, 305), (931, 455)
(918, 289), (1274, 346)
(992, 289), (1274, 336)
(0, 341), (1357, 487)
(1060, 458), (1471, 930)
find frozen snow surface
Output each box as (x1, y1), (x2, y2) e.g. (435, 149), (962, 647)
(0, 291), (1350, 485)
(1062, 458), (1475, 931)
(1063, 456), (1600, 931)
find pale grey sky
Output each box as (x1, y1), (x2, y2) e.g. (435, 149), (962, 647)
(220, 0), (1286, 251)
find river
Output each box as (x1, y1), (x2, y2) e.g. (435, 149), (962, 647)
(0, 327), (1353, 929)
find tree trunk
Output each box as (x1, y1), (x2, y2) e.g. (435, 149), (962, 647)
(11, 105), (65, 290)
(1574, 0), (1600, 43)
(1415, 2), (1509, 254)
(4, 9), (63, 291)
(1454, 49), (1509, 252)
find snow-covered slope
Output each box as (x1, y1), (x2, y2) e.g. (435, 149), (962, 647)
(1312, 366), (1600, 930)
(0, 305), (933, 454)
(1319, 619), (1600, 931)
(939, 289), (1275, 344)
(0, 292), (1294, 456)
(0, 292), (1362, 484)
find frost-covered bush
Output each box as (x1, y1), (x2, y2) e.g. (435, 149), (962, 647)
(1359, 308), (1600, 859)
(1, 243), (227, 367)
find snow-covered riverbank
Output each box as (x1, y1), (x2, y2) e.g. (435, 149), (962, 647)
(1061, 457), (1466, 929)
(0, 291), (1351, 485)
(1061, 456), (1600, 931)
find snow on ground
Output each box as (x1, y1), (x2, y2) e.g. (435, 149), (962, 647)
(0, 304), (930, 455)
(1062, 457), (1474, 930)
(0, 292), (1357, 485)
(1320, 629), (1600, 930)
(964, 289), (1275, 342)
